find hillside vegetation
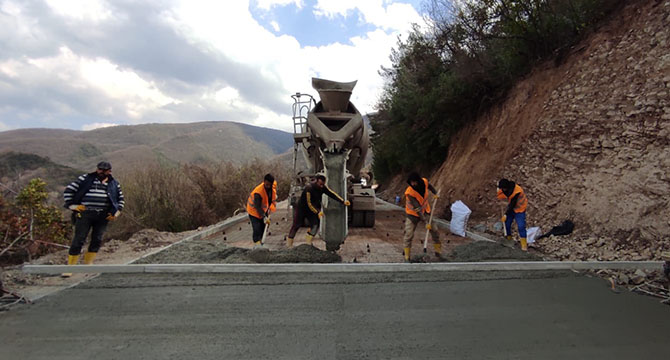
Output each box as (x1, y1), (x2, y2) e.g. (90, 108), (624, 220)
(0, 152), (81, 194)
(371, 0), (623, 180)
(377, 0), (670, 261)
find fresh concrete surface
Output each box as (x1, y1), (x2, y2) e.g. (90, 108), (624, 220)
(1, 271), (668, 359)
(23, 260), (666, 274)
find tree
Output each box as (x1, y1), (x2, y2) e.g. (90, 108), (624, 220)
(372, 0), (623, 182)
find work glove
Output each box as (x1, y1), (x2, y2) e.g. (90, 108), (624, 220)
(106, 211), (121, 221)
(264, 217), (271, 225)
(426, 223), (432, 231)
(344, 200), (351, 206)
(433, 194), (440, 199)
(318, 211), (324, 218)
(501, 215), (507, 223)
(69, 204), (86, 212)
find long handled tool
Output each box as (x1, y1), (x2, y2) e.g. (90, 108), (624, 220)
(423, 189), (441, 253)
(502, 213), (508, 237)
(261, 213), (271, 246)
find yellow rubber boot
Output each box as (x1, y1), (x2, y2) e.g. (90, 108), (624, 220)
(253, 241), (262, 249)
(403, 247), (410, 262)
(83, 252), (97, 265)
(61, 254), (79, 278)
(506, 235), (513, 241)
(286, 237), (294, 248)
(305, 234), (314, 246)
(433, 243), (442, 258)
(520, 238), (528, 251)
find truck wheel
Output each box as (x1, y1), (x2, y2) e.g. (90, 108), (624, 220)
(326, 241), (341, 251)
(352, 211), (365, 227)
(364, 211), (375, 228)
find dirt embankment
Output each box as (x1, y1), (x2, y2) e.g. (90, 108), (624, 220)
(383, 0), (670, 263)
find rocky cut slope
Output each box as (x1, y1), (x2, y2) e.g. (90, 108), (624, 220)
(400, 0), (670, 259)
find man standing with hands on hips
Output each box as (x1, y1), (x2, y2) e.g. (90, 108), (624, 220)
(61, 161), (124, 277)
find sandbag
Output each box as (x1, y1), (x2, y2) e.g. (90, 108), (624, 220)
(450, 200), (471, 237)
(526, 227), (542, 244)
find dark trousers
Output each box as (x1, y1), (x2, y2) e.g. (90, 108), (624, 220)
(249, 215), (266, 243)
(504, 211), (527, 238)
(288, 207), (319, 239)
(68, 210), (109, 255)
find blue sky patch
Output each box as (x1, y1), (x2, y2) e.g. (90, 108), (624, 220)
(250, 1), (383, 47)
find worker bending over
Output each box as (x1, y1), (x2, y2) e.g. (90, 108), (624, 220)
(403, 172), (440, 262)
(287, 175), (350, 247)
(497, 178), (529, 251)
(246, 174), (277, 247)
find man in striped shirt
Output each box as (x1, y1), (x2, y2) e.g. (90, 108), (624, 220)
(61, 161), (124, 276)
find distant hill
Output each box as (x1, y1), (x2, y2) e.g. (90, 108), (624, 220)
(0, 121), (293, 175)
(0, 152), (82, 195)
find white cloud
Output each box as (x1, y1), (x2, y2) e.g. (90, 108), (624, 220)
(313, 0), (424, 32)
(255, 0), (304, 10)
(3, 46), (177, 123)
(1, 0), (424, 132)
(78, 51), (177, 107)
(44, 0), (113, 22)
(165, 0), (422, 115)
(82, 122), (119, 131)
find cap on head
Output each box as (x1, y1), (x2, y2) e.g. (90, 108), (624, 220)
(97, 161), (112, 170)
(498, 178), (511, 190)
(407, 171), (422, 185)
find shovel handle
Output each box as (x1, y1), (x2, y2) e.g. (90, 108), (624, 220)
(423, 189), (441, 252)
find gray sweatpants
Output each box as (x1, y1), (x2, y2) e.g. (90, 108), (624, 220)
(403, 215), (439, 248)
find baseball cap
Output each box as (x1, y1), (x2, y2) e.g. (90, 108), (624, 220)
(97, 161), (112, 170)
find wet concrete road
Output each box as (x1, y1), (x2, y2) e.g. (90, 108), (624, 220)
(1, 272), (668, 359)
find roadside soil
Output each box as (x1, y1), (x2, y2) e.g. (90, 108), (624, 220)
(1, 228), (194, 302)
(0, 202), (573, 305)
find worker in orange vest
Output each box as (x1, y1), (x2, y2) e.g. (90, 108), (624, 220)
(246, 174), (277, 248)
(497, 178), (529, 251)
(286, 174), (350, 247)
(403, 172), (440, 262)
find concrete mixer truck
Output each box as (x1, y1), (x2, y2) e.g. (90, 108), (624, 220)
(289, 78), (376, 251)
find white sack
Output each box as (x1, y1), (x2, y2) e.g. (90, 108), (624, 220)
(450, 200), (471, 237)
(527, 227), (542, 244)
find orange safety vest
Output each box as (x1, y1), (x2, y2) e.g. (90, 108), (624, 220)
(405, 178), (431, 217)
(496, 184), (528, 213)
(246, 181), (277, 219)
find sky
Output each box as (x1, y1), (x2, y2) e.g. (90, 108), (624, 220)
(0, 0), (427, 133)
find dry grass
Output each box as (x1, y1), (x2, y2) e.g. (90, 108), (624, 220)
(107, 159), (291, 237)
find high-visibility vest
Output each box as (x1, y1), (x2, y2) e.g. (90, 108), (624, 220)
(496, 184), (528, 213)
(405, 178), (431, 217)
(246, 181), (277, 219)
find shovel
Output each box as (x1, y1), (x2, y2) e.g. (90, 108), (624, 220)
(260, 213), (271, 245)
(423, 189), (441, 253)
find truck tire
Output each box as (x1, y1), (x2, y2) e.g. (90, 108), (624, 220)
(364, 211), (375, 228)
(352, 211), (365, 227)
(326, 241), (341, 251)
